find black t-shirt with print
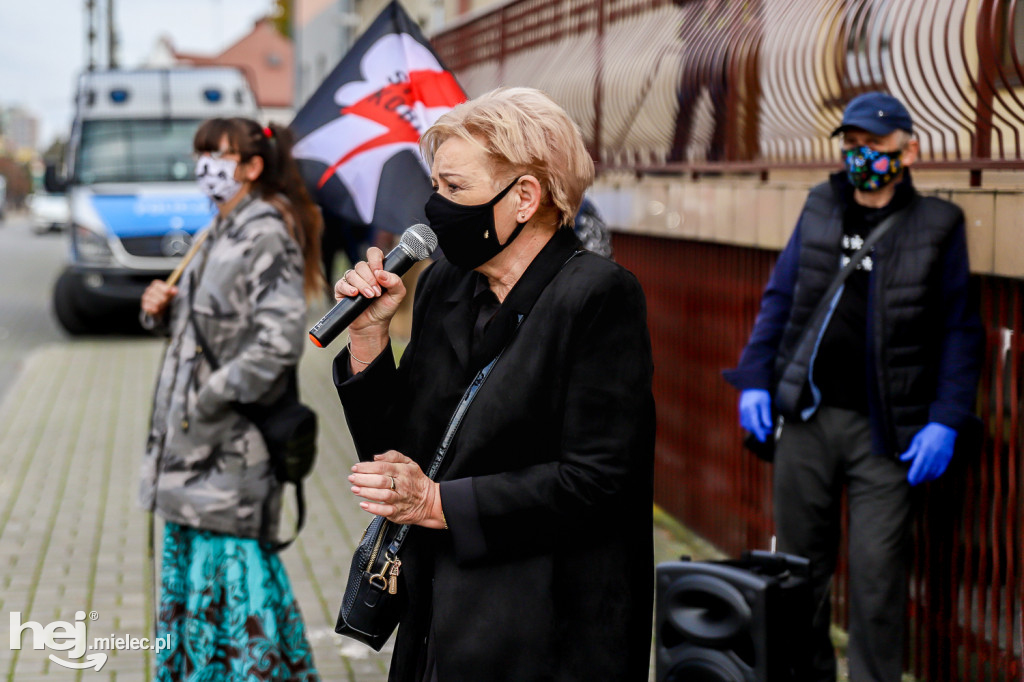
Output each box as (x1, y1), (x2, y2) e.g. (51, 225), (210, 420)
(813, 173), (915, 414)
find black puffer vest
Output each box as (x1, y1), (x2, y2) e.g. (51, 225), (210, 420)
(774, 175), (963, 454)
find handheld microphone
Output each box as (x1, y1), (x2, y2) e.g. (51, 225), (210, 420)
(309, 223), (438, 348)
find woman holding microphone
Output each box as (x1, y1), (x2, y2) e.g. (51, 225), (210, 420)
(334, 88), (655, 681)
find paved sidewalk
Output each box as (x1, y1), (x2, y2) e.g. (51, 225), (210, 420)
(0, 337), (704, 681)
(0, 338), (391, 681)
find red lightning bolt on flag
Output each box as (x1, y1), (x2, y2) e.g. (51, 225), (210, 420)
(317, 70), (465, 189)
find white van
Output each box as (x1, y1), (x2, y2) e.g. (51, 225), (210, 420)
(47, 67), (259, 333)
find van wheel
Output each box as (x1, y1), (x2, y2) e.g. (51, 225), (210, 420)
(53, 271), (92, 335)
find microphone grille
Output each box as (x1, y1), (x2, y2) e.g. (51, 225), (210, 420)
(401, 223), (439, 261)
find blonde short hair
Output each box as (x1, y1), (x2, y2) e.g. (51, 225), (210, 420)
(421, 87), (595, 228)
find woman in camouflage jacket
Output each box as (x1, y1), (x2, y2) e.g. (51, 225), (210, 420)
(139, 118), (324, 681)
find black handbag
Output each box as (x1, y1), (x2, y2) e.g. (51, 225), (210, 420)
(336, 514), (407, 651)
(231, 374), (318, 485)
(335, 316), (524, 650)
(188, 296), (317, 552)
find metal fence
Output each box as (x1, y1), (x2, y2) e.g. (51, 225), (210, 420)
(433, 0), (1024, 678)
(434, 0), (1024, 182)
(611, 232), (1024, 680)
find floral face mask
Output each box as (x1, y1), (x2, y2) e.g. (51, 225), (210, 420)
(843, 146), (903, 192)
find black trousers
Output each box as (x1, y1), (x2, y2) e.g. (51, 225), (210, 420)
(774, 406), (912, 682)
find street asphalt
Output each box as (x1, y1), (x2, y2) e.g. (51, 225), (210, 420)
(0, 212), (706, 681)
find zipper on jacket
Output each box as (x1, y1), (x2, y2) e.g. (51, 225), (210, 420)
(180, 269), (211, 435)
(146, 340), (176, 510)
(180, 344), (205, 433)
(871, 264), (898, 454)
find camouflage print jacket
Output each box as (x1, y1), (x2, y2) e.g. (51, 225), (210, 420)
(139, 194), (307, 541)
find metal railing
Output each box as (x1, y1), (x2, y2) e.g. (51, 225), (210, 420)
(434, 0), (1024, 181)
(612, 232), (1024, 680)
(433, 2), (1024, 677)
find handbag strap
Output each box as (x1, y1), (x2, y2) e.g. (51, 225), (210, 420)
(807, 200), (913, 328)
(383, 247), (585, 558)
(775, 199), (914, 415)
(385, 313), (525, 557)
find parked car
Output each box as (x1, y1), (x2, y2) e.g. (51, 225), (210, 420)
(46, 66), (259, 334)
(28, 192), (70, 234)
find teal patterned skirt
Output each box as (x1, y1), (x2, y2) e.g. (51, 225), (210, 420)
(157, 521), (320, 681)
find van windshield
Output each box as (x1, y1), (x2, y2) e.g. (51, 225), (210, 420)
(76, 119), (201, 184)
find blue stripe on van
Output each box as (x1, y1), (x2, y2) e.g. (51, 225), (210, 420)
(90, 194), (214, 238)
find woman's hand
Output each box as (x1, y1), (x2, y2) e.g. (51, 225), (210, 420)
(141, 279), (178, 316)
(335, 247), (408, 371)
(335, 247), (408, 334)
(349, 450), (446, 529)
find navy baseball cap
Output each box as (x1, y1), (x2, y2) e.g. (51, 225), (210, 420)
(831, 92), (913, 137)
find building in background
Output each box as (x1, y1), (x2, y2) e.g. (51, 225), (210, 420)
(0, 107), (40, 160)
(143, 18), (294, 122)
(293, 0), (474, 109)
(293, 0), (359, 106)
(0, 105), (41, 210)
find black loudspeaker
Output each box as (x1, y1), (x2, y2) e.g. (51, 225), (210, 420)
(655, 550), (813, 682)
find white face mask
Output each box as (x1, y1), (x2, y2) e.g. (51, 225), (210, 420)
(195, 155), (243, 204)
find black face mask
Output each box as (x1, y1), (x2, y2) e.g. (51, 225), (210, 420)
(424, 177), (526, 270)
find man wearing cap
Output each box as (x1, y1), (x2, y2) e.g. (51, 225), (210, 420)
(724, 92), (983, 681)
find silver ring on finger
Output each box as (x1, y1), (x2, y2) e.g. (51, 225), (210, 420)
(343, 269), (354, 281)
(388, 475), (397, 492)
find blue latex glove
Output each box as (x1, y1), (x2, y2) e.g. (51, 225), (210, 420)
(739, 389), (773, 442)
(899, 423), (957, 486)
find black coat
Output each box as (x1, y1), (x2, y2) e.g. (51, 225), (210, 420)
(334, 229), (655, 681)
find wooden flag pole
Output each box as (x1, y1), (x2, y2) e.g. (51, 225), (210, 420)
(165, 229), (210, 287)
